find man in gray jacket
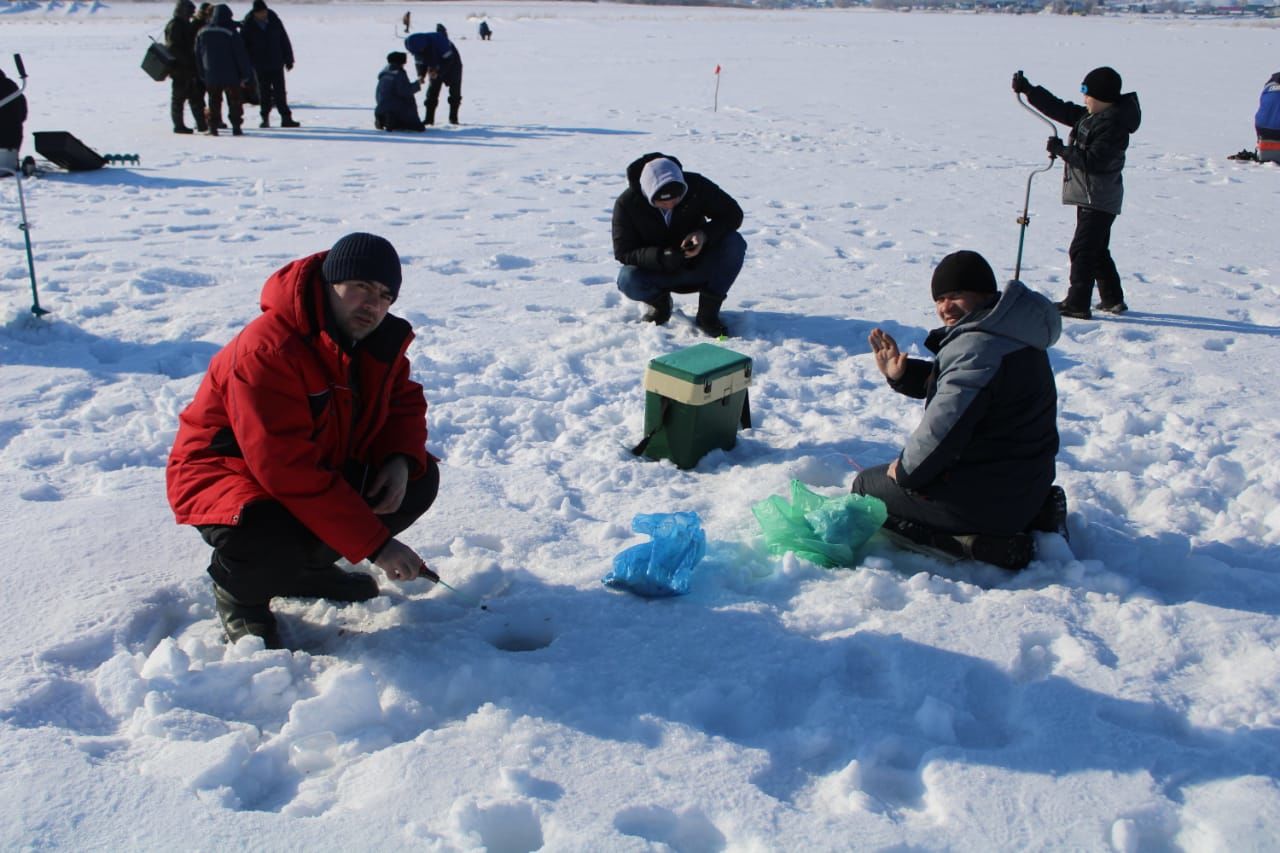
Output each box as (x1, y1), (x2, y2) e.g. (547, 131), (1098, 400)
(852, 251), (1065, 570)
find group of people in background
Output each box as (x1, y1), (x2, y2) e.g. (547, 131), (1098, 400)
(163, 6), (485, 137)
(164, 0), (298, 136)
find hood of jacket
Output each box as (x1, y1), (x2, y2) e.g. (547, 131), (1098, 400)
(173, 0), (195, 16)
(933, 280), (1061, 354)
(1106, 92), (1142, 135)
(259, 252), (327, 339)
(210, 3), (234, 28)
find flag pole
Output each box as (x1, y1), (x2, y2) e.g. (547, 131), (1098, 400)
(713, 64), (721, 112)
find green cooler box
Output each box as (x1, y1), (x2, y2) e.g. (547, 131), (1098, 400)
(635, 343), (753, 469)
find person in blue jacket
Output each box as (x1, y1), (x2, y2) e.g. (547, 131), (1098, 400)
(1256, 72), (1280, 163)
(240, 0), (298, 128)
(376, 52), (425, 132)
(405, 25), (462, 125)
(852, 251), (1067, 570)
(195, 4), (253, 136)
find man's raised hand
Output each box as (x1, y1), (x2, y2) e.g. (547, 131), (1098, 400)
(868, 328), (907, 381)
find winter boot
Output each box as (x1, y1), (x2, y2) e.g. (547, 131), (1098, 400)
(881, 516), (1034, 570)
(695, 292), (729, 338)
(1095, 301), (1128, 315)
(424, 102), (437, 126)
(1028, 485), (1069, 541)
(280, 115), (301, 128)
(278, 565), (379, 602)
(1055, 300), (1091, 321)
(448, 96), (461, 125)
(259, 115), (270, 128)
(882, 515), (966, 560)
(642, 292), (672, 325)
(231, 124), (244, 137)
(213, 583), (282, 648)
(956, 532), (1036, 571)
(174, 126), (194, 134)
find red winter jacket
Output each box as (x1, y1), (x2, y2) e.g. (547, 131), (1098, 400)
(166, 251), (430, 563)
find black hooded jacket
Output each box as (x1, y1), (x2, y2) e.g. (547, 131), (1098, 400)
(611, 152), (744, 273)
(165, 0), (200, 78)
(240, 8), (294, 73)
(1025, 86), (1142, 215)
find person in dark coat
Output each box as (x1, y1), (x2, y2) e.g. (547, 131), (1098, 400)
(167, 233), (442, 649)
(375, 52), (424, 132)
(611, 152), (746, 337)
(1255, 71), (1280, 163)
(478, 20), (492, 40)
(240, 0), (298, 128)
(404, 26), (462, 125)
(852, 251), (1065, 570)
(1014, 67), (1142, 319)
(164, 0), (207, 133)
(195, 3), (253, 135)
(0, 66), (27, 173)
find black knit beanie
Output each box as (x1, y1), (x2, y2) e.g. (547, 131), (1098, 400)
(321, 233), (402, 299)
(1081, 66), (1122, 103)
(387, 51), (407, 66)
(930, 250), (997, 300)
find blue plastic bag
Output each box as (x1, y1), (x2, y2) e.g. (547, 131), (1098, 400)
(603, 512), (707, 597)
(753, 480), (886, 568)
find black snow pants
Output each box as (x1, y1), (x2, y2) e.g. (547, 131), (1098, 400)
(200, 458), (440, 604)
(1065, 206), (1124, 311)
(170, 73), (206, 131)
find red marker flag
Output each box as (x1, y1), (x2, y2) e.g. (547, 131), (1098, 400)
(714, 64), (721, 75)
(713, 64), (722, 112)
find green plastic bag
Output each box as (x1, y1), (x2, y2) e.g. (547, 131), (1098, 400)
(753, 480), (887, 568)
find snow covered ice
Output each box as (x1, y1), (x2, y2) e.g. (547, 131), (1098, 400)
(2, 2), (1279, 849)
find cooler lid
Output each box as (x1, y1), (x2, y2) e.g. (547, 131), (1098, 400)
(647, 343), (752, 384)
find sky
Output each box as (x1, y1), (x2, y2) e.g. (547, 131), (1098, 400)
(1, 2), (1278, 850)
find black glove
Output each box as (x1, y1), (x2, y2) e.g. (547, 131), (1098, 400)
(1012, 71), (1031, 94)
(659, 248), (684, 272)
(1046, 136), (1065, 157)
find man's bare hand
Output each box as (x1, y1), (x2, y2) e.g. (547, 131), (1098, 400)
(868, 328), (907, 382)
(681, 230), (706, 259)
(372, 537), (434, 583)
(366, 456), (409, 515)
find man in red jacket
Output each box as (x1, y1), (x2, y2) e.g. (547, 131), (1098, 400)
(167, 233), (439, 648)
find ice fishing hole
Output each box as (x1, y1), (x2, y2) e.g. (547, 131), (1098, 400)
(486, 618), (555, 653)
